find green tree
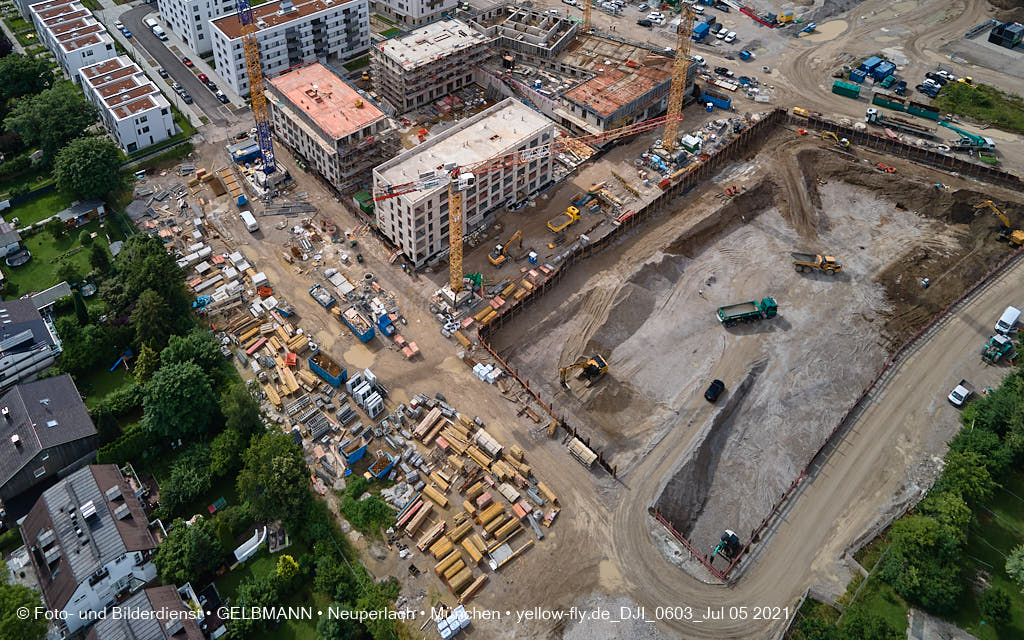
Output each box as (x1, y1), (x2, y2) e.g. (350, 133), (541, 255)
(56, 260), (83, 286)
(161, 329), (224, 373)
(0, 54), (53, 103)
(44, 217), (64, 239)
(1006, 544), (1024, 589)
(89, 242), (111, 274)
(798, 616), (839, 640)
(78, 230), (93, 246)
(142, 361), (216, 440)
(72, 291), (88, 326)
(104, 235), (188, 321)
(221, 383), (263, 439)
(154, 517), (221, 585)
(354, 578), (399, 640)
(4, 83), (97, 161)
(917, 491), (972, 545)
(878, 515), (963, 613)
(0, 582), (48, 640)
(979, 586), (1011, 626)
(54, 137), (125, 199)
(210, 427), (244, 477)
(838, 608), (901, 640)
(276, 554), (300, 588)
(934, 449), (996, 505)
(159, 445), (213, 515)
(237, 432), (310, 526)
(132, 289), (172, 349)
(948, 427), (1012, 478)
(231, 575), (279, 638)
(133, 344), (160, 385)
(317, 606), (365, 640)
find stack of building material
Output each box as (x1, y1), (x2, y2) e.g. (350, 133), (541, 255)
(417, 522), (446, 551)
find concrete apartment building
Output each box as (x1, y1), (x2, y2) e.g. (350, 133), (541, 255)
(0, 374), (97, 506)
(371, 18), (492, 114)
(210, 0), (370, 97)
(267, 62), (394, 193)
(371, 0), (455, 27)
(20, 464), (163, 636)
(80, 56), (176, 153)
(27, 0), (115, 83)
(155, 0), (236, 55)
(373, 98), (555, 266)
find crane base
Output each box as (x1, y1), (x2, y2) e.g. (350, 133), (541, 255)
(438, 284), (474, 310)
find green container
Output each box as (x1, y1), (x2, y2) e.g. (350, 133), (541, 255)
(872, 92), (906, 112)
(907, 103), (940, 120)
(832, 80), (861, 99)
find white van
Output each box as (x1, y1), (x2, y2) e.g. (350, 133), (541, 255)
(240, 211), (259, 233)
(995, 306), (1021, 334)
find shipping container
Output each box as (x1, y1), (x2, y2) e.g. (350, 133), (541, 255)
(832, 80), (861, 99)
(907, 101), (940, 120)
(872, 92), (907, 112)
(872, 61), (896, 80)
(859, 56), (883, 72)
(849, 69), (867, 84)
(309, 351), (346, 386)
(700, 89), (732, 110)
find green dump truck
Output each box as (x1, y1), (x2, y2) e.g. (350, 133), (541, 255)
(717, 298), (778, 327)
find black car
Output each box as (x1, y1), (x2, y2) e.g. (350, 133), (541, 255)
(710, 22), (723, 34)
(714, 66), (732, 77)
(637, 19), (653, 27)
(216, 92), (230, 104)
(181, 93), (193, 104)
(704, 379), (725, 403)
(157, 67), (169, 78)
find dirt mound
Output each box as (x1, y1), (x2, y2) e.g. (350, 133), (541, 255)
(665, 179), (778, 256)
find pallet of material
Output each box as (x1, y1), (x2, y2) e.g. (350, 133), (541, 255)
(462, 538), (483, 565)
(423, 418), (447, 445)
(429, 472), (450, 493)
(458, 574), (488, 604)
(447, 455), (466, 473)
(417, 522), (446, 551)
(475, 492), (492, 510)
(279, 367), (300, 394)
(275, 326), (291, 343)
(422, 484), (449, 509)
(480, 310), (498, 325)
(537, 482), (558, 505)
(434, 550), (462, 577)
(462, 500), (477, 517)
(495, 540), (534, 570)
(448, 567), (474, 594)
(508, 445), (525, 462)
(268, 336), (283, 351)
(245, 337), (267, 355)
(493, 519), (521, 543)
(297, 370), (319, 387)
(466, 481), (485, 500)
(287, 335), (309, 353)
(430, 537), (454, 560)
(414, 407), (443, 439)
(396, 499), (423, 530)
(443, 560), (466, 583)
(238, 326), (260, 344)
(263, 384), (282, 409)
(483, 513), (509, 537)
(511, 502), (528, 520)
(473, 307), (493, 322)
(466, 446), (493, 470)
(476, 503), (503, 526)
(405, 502), (433, 535)
(453, 331), (471, 348)
(441, 430), (468, 454)
(449, 520), (473, 543)
(504, 457), (532, 477)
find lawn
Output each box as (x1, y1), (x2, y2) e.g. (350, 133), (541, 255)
(81, 365), (132, 409)
(5, 188), (73, 227)
(2, 218), (122, 297)
(935, 82), (1024, 135)
(949, 471), (1024, 639)
(342, 55), (369, 71)
(0, 162), (55, 200)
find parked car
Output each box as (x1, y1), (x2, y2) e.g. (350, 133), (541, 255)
(714, 66), (733, 77)
(716, 28), (728, 39)
(637, 3), (649, 10)
(120, 28), (132, 38)
(691, 54), (706, 66)
(710, 22), (724, 34)
(171, 81), (181, 91)
(724, 31), (736, 43)
(181, 93), (193, 104)
(198, 73), (209, 83)
(704, 379), (725, 403)
(114, 20), (123, 29)
(947, 379), (971, 407)
(637, 18), (653, 26)
(157, 67), (169, 78)
(182, 57), (193, 67)
(216, 91), (230, 104)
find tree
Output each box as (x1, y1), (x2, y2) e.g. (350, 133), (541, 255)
(161, 329), (224, 373)
(1006, 544), (1024, 589)
(142, 361), (216, 440)
(210, 428), (244, 477)
(798, 617), (839, 640)
(44, 217), (64, 239)
(948, 427), (1012, 478)
(154, 518), (221, 585)
(979, 586), (1011, 626)
(0, 581), (48, 640)
(231, 575), (279, 638)
(54, 137), (125, 199)
(916, 491), (971, 545)
(934, 449), (996, 505)
(276, 554), (300, 588)
(221, 383), (263, 439)
(133, 344), (160, 385)
(78, 230), (93, 246)
(89, 242), (110, 274)
(159, 445), (213, 515)
(317, 606), (365, 640)
(237, 432), (310, 526)
(837, 608), (901, 640)
(3, 83), (96, 161)
(132, 289), (172, 350)
(0, 54), (53, 103)
(878, 515), (963, 613)
(56, 260), (83, 287)
(104, 235), (188, 320)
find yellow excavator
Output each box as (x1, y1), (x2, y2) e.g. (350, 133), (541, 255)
(488, 229), (522, 266)
(558, 354), (608, 390)
(822, 130), (850, 149)
(974, 200), (1024, 246)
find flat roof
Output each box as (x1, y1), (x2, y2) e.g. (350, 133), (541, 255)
(212, 0), (353, 40)
(269, 63), (385, 140)
(376, 98), (552, 194)
(81, 56), (165, 120)
(378, 19), (489, 70)
(563, 65), (669, 117)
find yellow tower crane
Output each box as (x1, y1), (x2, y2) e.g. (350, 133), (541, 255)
(662, 6), (696, 153)
(373, 115), (683, 304)
(583, 0), (592, 31)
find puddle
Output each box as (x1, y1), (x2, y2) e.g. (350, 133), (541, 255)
(803, 20), (847, 43)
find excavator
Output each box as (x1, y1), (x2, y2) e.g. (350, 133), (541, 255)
(974, 200), (1024, 246)
(558, 354), (608, 390)
(822, 130), (850, 149)
(488, 229), (522, 267)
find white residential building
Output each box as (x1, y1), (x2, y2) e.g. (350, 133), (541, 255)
(210, 0), (370, 97)
(20, 465), (163, 637)
(373, 98), (555, 267)
(371, 0), (456, 27)
(266, 62), (394, 193)
(79, 57), (176, 153)
(28, 0), (116, 83)
(155, 0), (235, 55)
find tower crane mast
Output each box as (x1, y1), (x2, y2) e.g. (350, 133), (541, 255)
(235, 0), (277, 173)
(663, 6), (696, 153)
(374, 114), (682, 299)
(583, 0), (592, 31)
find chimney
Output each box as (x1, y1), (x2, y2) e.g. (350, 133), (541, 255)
(1, 407), (9, 420)
(10, 434), (20, 447)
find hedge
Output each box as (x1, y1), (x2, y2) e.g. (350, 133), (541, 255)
(96, 421), (148, 464)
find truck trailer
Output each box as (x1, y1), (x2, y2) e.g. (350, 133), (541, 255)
(717, 297), (778, 326)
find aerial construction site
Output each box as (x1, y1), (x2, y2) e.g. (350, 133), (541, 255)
(112, 0), (1024, 636)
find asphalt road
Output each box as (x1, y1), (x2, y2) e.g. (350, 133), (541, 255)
(120, 4), (229, 127)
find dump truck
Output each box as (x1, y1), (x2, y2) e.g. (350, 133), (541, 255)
(717, 297), (777, 326)
(791, 252), (843, 274)
(547, 205), (580, 233)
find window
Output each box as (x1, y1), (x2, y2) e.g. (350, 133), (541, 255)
(34, 466), (46, 478)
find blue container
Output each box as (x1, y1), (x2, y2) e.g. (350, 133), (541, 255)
(693, 23), (710, 40)
(872, 61), (896, 80)
(701, 90), (732, 110)
(859, 56), (883, 72)
(849, 69), (867, 84)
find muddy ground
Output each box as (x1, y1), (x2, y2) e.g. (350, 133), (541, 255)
(488, 131), (1024, 557)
